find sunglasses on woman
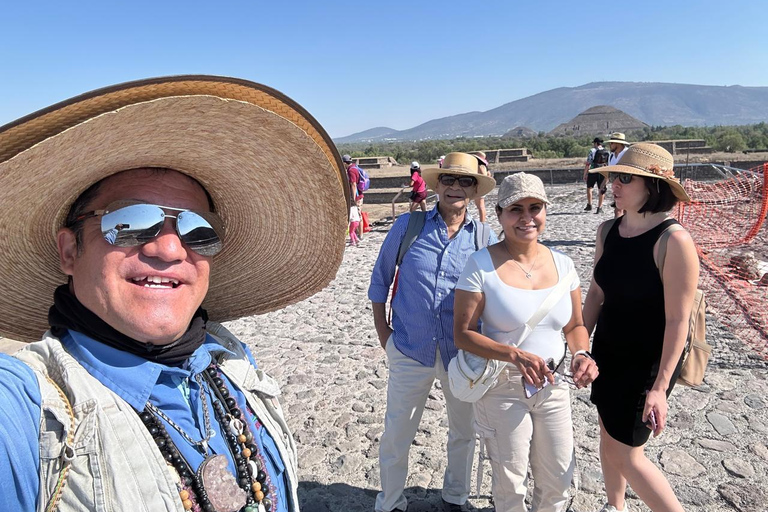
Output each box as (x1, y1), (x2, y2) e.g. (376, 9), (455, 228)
(69, 200), (224, 256)
(608, 173), (633, 184)
(438, 174), (477, 188)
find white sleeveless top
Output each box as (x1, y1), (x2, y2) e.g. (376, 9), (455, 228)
(456, 247), (580, 363)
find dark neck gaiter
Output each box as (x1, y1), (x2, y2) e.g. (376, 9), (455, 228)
(48, 284), (208, 366)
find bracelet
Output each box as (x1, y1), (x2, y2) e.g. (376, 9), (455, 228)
(573, 350), (594, 361)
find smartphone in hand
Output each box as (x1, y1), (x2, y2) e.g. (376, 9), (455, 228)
(523, 377), (548, 398)
(646, 410), (658, 431)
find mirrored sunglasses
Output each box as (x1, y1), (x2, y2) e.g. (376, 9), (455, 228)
(70, 201), (224, 256)
(608, 172), (633, 184)
(438, 174), (477, 188)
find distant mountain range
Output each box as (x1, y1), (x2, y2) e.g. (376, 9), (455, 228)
(335, 82), (768, 143)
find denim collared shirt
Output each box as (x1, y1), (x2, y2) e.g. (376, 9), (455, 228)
(368, 206), (497, 370)
(0, 331), (288, 512)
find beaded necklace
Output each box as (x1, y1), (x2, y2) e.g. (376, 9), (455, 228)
(140, 364), (275, 512)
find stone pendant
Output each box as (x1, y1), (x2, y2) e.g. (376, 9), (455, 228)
(198, 454), (247, 512)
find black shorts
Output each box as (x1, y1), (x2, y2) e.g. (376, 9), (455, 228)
(586, 173), (606, 190)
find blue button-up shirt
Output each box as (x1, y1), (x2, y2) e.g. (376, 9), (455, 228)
(369, 207), (497, 370)
(0, 331), (288, 512)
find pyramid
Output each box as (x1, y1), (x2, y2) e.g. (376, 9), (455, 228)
(548, 105), (648, 136)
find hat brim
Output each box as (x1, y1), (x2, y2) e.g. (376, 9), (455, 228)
(0, 76), (350, 342)
(421, 167), (496, 198)
(605, 139), (631, 145)
(591, 165), (691, 202)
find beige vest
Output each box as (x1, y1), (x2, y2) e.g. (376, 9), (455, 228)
(15, 322), (299, 512)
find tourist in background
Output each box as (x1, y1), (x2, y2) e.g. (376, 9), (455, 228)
(454, 172), (598, 512)
(583, 143), (698, 512)
(349, 202), (362, 246)
(584, 137), (609, 214)
(343, 154), (365, 239)
(469, 151), (493, 222)
(408, 161), (428, 212)
(369, 152), (496, 512)
(605, 132), (631, 218)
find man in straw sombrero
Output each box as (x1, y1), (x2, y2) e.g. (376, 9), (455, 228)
(0, 76), (350, 512)
(368, 152), (497, 512)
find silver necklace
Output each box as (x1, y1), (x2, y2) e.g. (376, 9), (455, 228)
(145, 373), (215, 455)
(504, 242), (539, 279)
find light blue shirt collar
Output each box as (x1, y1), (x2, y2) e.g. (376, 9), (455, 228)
(60, 330), (234, 411)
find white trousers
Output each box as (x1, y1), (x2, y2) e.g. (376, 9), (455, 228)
(375, 340), (476, 512)
(474, 370), (574, 512)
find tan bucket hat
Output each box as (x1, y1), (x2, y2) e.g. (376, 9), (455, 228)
(605, 132), (631, 145)
(497, 172), (551, 208)
(422, 152), (496, 197)
(0, 75), (350, 342)
(590, 142), (691, 202)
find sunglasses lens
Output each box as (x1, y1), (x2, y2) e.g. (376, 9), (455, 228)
(458, 177), (476, 187)
(439, 175), (455, 186)
(101, 204), (165, 247)
(177, 211), (223, 256)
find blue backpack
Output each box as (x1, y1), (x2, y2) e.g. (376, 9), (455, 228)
(354, 165), (371, 192)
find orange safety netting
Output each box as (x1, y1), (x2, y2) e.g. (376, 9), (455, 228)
(677, 163), (768, 361)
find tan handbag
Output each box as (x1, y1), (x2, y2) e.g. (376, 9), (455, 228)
(656, 224), (711, 387)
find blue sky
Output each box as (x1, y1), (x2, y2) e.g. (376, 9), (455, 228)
(1, 0), (765, 138)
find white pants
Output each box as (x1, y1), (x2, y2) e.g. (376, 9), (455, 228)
(474, 370), (574, 512)
(375, 340), (476, 512)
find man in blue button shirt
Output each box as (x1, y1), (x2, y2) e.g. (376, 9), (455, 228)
(369, 153), (498, 512)
(0, 77), (349, 512)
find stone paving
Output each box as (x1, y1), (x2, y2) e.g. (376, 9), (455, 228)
(224, 184), (768, 512)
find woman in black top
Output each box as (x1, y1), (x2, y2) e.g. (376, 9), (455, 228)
(583, 144), (699, 512)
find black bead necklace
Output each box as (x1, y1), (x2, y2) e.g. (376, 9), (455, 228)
(139, 364), (275, 512)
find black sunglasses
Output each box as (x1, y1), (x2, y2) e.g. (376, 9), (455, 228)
(70, 200), (224, 256)
(438, 174), (477, 188)
(609, 173), (633, 184)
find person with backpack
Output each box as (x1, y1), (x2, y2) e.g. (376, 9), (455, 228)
(584, 137), (609, 213)
(368, 152), (497, 512)
(343, 154), (369, 239)
(583, 143), (698, 512)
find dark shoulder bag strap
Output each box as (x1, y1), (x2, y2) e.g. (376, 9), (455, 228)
(396, 211), (427, 266)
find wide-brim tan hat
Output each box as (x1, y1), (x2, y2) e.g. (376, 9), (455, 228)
(422, 152), (496, 197)
(468, 151), (489, 167)
(0, 75), (350, 342)
(605, 132), (631, 145)
(590, 142), (691, 202)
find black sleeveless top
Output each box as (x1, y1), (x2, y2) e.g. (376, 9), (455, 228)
(590, 217), (679, 406)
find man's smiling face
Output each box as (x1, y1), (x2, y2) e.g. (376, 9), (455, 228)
(57, 168), (214, 345)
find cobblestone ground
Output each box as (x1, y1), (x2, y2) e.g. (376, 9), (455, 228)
(224, 184), (768, 512)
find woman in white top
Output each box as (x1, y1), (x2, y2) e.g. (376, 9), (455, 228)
(454, 173), (599, 512)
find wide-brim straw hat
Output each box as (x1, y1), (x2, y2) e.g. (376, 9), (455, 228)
(590, 142), (691, 202)
(422, 152), (496, 197)
(605, 132), (630, 145)
(0, 75), (350, 342)
(468, 151), (489, 167)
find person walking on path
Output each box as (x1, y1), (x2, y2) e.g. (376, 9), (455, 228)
(454, 173), (598, 512)
(605, 132), (631, 218)
(584, 143), (698, 512)
(469, 151), (493, 222)
(408, 161), (428, 212)
(368, 152), (497, 512)
(0, 76), (349, 512)
(344, 154), (365, 239)
(349, 203), (362, 246)
(584, 137), (609, 214)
